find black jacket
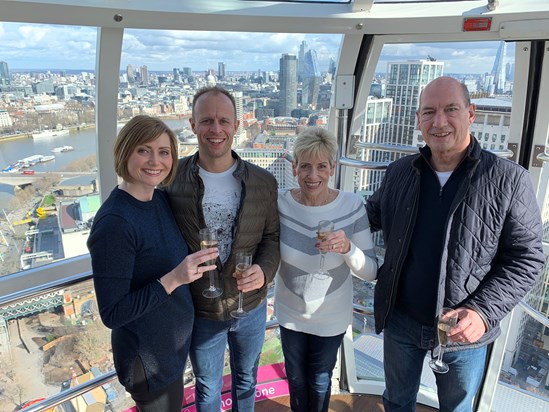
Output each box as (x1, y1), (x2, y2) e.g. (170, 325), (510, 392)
(366, 138), (544, 350)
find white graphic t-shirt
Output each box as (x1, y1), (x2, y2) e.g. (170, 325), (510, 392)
(199, 162), (240, 263)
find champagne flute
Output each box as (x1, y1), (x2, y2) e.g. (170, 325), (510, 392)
(313, 220), (335, 280)
(199, 227), (222, 298)
(230, 252), (253, 318)
(429, 307), (459, 374)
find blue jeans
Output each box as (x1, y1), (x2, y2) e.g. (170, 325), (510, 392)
(383, 309), (487, 412)
(189, 300), (266, 412)
(280, 326), (345, 412)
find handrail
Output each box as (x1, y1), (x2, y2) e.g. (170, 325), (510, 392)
(353, 300), (548, 326)
(537, 151), (549, 162)
(517, 300), (549, 328)
(0, 271), (93, 307)
(352, 141), (514, 159)
(353, 302), (373, 316)
(354, 141), (420, 154)
(22, 371), (118, 412)
(338, 156), (390, 170)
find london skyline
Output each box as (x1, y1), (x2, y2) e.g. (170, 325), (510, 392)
(0, 22), (512, 74)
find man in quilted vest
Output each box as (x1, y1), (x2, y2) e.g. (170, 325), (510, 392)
(367, 76), (544, 412)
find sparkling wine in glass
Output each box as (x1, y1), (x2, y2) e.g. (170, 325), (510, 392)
(199, 227), (222, 298)
(230, 252), (253, 318)
(429, 307), (459, 374)
(313, 220), (334, 280)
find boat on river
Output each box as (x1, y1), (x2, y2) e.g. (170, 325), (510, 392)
(17, 154), (55, 167)
(51, 145), (74, 153)
(32, 129), (70, 139)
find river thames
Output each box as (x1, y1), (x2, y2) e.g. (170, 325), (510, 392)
(0, 118), (190, 208)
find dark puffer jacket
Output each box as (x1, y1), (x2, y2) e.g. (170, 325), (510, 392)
(367, 138), (544, 350)
(166, 151), (280, 321)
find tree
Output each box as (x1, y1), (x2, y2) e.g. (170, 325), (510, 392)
(62, 155), (97, 172)
(0, 355), (26, 409)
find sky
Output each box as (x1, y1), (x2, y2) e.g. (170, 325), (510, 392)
(0, 22), (511, 75)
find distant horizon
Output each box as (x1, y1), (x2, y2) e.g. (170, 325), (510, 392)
(0, 22), (512, 75)
(7, 67), (485, 78)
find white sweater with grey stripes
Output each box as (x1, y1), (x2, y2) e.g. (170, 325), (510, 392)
(275, 189), (377, 337)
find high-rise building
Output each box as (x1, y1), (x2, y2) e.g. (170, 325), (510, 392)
(173, 68), (181, 83)
(218, 62), (226, 80)
(301, 49), (321, 107)
(0, 109), (13, 128)
(141, 65), (149, 85)
(233, 91), (246, 147)
(237, 148), (295, 189)
(279, 54), (298, 117)
(328, 57), (336, 77)
(126, 64), (134, 84)
(490, 41), (507, 95)
(386, 59), (444, 146)
(182, 67), (192, 77)
(0, 61), (10, 86)
(298, 41), (307, 82)
(354, 97), (393, 198)
(469, 97), (511, 152)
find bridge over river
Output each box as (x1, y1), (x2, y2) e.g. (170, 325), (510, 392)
(0, 172), (96, 187)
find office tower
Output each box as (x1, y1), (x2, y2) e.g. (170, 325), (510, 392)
(0, 109), (13, 128)
(355, 97), (393, 198)
(173, 68), (181, 83)
(238, 148), (295, 189)
(301, 49), (321, 107)
(469, 98), (511, 151)
(279, 54), (298, 117)
(328, 57), (336, 77)
(126, 64), (134, 84)
(141, 65), (149, 85)
(506, 62), (515, 82)
(233, 91), (246, 147)
(182, 67), (192, 77)
(218, 62), (226, 80)
(298, 41), (307, 82)
(386, 59), (444, 146)
(0, 61), (10, 86)
(490, 41), (507, 95)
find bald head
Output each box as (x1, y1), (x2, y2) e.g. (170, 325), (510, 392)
(420, 76), (471, 108)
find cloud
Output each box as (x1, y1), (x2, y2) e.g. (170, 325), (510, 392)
(0, 22), (506, 75)
(376, 41), (509, 74)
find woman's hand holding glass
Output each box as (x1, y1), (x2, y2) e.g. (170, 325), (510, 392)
(159, 247), (218, 295)
(316, 229), (351, 255)
(313, 220), (334, 279)
(199, 227), (223, 298)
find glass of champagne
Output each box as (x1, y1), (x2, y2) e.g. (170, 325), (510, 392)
(199, 227), (222, 298)
(230, 252), (253, 318)
(313, 220), (335, 280)
(429, 307), (459, 374)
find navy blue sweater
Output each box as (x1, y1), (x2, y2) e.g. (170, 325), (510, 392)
(395, 161), (465, 325)
(88, 188), (193, 392)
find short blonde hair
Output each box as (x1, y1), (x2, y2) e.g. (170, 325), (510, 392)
(293, 127), (338, 165)
(113, 115), (179, 186)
